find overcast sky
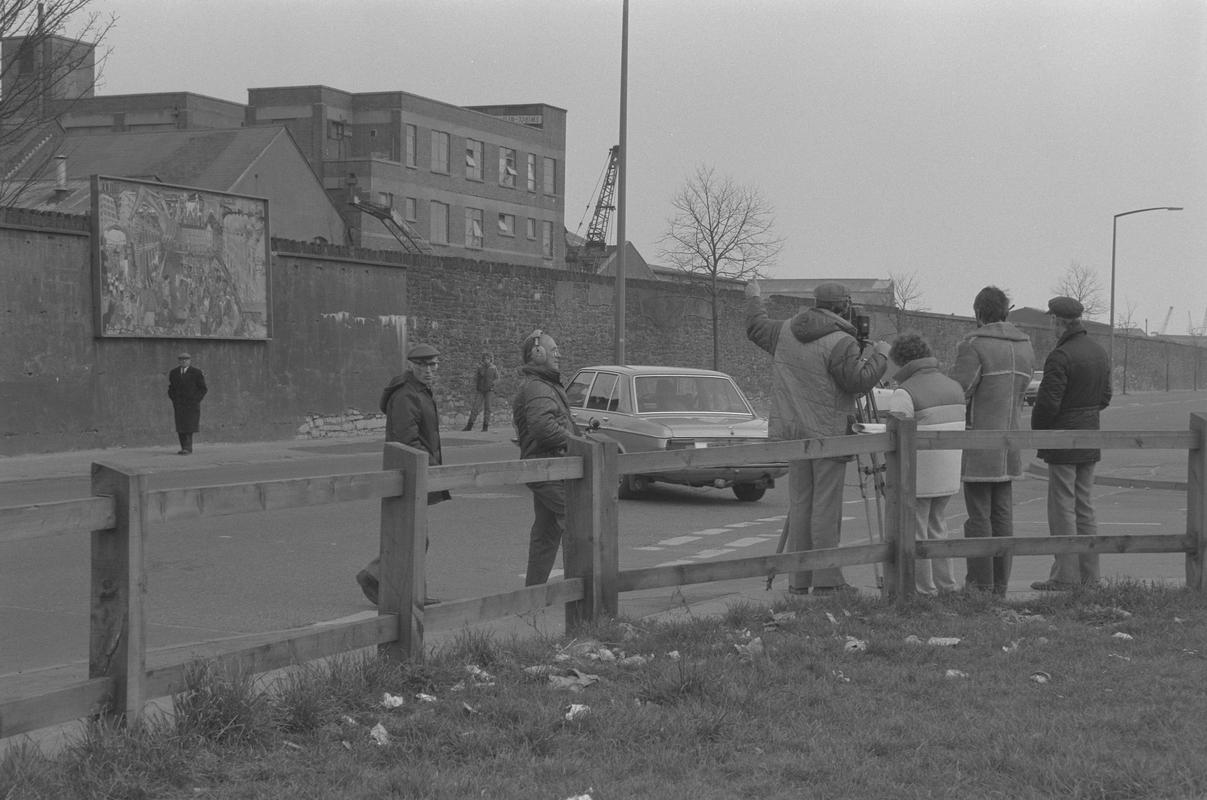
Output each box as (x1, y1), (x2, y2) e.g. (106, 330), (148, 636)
(89, 0), (1206, 334)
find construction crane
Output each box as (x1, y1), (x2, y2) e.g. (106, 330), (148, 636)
(567, 145), (619, 271)
(1158, 306), (1174, 336)
(348, 194), (431, 255)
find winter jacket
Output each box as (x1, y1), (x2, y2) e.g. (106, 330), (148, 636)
(1031, 323), (1112, 464)
(746, 295), (889, 445)
(474, 362), (500, 394)
(949, 321), (1035, 481)
(379, 371), (449, 503)
(513, 364), (578, 460)
(887, 357), (966, 498)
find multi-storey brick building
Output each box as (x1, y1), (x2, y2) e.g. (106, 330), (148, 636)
(245, 86), (566, 264)
(2, 35), (568, 267)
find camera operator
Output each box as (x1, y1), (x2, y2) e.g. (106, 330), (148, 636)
(746, 280), (891, 595)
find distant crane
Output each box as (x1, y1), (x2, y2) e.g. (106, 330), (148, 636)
(1190, 307), (1207, 337)
(567, 145), (619, 272)
(1158, 306), (1174, 336)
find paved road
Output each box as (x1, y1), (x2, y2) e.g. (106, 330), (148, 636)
(2, 391), (1203, 697)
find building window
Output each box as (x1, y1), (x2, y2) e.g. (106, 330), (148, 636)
(405, 124), (417, 168)
(430, 201), (449, 245)
(465, 208), (484, 249)
(466, 139), (483, 181)
(498, 213), (515, 237)
(541, 220), (554, 258)
(377, 192), (394, 208)
(526, 154), (537, 192)
(526, 218), (537, 240)
(328, 120), (346, 140)
(404, 197), (417, 222)
(543, 157), (557, 195)
(498, 147), (517, 188)
(431, 130), (450, 173)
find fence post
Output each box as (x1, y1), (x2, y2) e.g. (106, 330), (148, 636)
(90, 462), (148, 726)
(884, 413), (917, 602)
(565, 437), (617, 627)
(1187, 413), (1207, 592)
(378, 442), (429, 663)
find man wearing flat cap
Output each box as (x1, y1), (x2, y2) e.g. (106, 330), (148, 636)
(356, 342), (449, 606)
(1030, 296), (1112, 591)
(167, 352), (207, 455)
(745, 279), (892, 595)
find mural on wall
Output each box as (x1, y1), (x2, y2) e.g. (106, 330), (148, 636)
(91, 175), (270, 339)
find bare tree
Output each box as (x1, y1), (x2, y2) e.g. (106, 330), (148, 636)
(1051, 261), (1106, 319)
(659, 164), (783, 369)
(888, 270), (929, 331)
(0, 0), (114, 206)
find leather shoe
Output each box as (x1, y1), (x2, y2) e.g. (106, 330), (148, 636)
(1030, 580), (1076, 592)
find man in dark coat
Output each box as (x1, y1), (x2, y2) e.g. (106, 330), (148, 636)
(356, 343), (449, 606)
(513, 329), (580, 585)
(463, 351), (500, 432)
(1030, 296), (1112, 591)
(168, 352), (207, 455)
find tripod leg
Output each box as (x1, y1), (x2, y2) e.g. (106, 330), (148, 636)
(766, 513), (790, 590)
(855, 454), (884, 588)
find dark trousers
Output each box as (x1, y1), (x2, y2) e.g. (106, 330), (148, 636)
(525, 480), (567, 586)
(467, 391), (492, 428)
(962, 481), (1013, 593)
(177, 432), (194, 452)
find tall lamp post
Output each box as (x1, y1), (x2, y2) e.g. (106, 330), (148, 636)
(1109, 206), (1182, 388)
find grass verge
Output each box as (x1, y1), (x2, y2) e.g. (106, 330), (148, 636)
(3, 580), (1206, 799)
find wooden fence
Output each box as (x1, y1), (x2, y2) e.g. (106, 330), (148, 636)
(1, 412), (1203, 740)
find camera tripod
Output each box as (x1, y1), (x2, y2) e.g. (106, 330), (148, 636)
(765, 385), (889, 591)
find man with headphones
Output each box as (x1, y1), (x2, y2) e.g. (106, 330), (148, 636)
(512, 328), (582, 585)
(745, 280), (891, 595)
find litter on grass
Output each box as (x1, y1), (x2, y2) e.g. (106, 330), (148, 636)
(547, 668), (601, 691)
(1112, 632), (1135, 641)
(370, 723), (390, 746)
(734, 637), (765, 660)
(1029, 671), (1052, 684)
(380, 693), (405, 709)
(945, 669), (969, 679)
(564, 704), (591, 721)
(905, 635), (961, 647)
(415, 693), (437, 703)
(843, 636), (868, 653)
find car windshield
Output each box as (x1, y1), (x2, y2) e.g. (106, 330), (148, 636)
(634, 375), (751, 414)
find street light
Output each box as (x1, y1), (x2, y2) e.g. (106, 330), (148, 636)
(1109, 206), (1182, 386)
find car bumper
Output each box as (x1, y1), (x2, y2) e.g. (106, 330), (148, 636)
(643, 464), (788, 489)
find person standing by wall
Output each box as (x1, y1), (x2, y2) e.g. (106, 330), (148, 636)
(356, 343), (450, 607)
(745, 279), (891, 595)
(168, 352), (207, 455)
(885, 333), (966, 595)
(949, 286), (1035, 594)
(1030, 296), (1112, 591)
(513, 329), (580, 585)
(463, 351), (500, 432)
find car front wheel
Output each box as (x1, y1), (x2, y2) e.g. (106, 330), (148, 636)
(732, 483), (766, 502)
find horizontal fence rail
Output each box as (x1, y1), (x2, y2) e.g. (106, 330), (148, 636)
(2, 415), (1203, 741)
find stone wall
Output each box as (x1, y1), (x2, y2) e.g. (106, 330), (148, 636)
(2, 208), (1203, 454)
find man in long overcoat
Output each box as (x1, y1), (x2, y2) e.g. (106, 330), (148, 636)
(168, 352), (207, 454)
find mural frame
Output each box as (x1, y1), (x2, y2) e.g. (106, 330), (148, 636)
(90, 175), (272, 340)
